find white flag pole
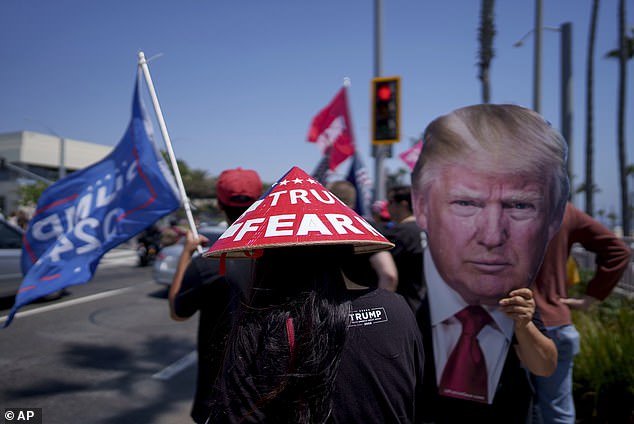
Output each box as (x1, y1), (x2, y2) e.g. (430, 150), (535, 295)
(137, 51), (202, 251)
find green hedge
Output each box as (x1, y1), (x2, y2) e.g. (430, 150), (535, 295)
(571, 294), (634, 423)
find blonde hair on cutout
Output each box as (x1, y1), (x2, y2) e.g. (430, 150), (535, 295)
(411, 104), (569, 223)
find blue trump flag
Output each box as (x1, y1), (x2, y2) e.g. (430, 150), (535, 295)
(3, 73), (181, 328)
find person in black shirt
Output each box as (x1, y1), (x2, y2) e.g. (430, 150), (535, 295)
(384, 185), (424, 312)
(168, 167), (262, 424)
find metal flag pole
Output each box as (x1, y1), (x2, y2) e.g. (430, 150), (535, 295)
(137, 51), (202, 251)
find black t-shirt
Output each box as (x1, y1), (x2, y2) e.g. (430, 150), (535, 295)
(330, 288), (425, 424)
(175, 256), (253, 424)
(208, 288), (425, 424)
(383, 220), (424, 312)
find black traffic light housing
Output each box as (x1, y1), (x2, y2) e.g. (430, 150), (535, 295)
(371, 76), (400, 145)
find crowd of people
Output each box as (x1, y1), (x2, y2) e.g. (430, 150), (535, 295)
(167, 103), (631, 424)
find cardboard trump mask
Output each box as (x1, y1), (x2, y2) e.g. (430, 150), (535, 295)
(410, 103), (569, 405)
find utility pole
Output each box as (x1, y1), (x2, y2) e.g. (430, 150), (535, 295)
(560, 22), (573, 193)
(373, 0), (389, 201)
(374, 0), (382, 80)
(533, 0), (543, 113)
(58, 136), (66, 179)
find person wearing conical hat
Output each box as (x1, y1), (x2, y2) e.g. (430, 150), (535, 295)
(204, 166), (424, 423)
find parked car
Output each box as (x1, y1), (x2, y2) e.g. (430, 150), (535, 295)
(152, 224), (226, 286)
(0, 217), (24, 298)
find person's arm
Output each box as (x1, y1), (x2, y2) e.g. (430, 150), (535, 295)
(559, 294), (598, 311)
(561, 205), (632, 308)
(499, 287), (557, 376)
(369, 251), (398, 292)
(168, 231), (207, 321)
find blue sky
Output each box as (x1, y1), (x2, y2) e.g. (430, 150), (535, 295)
(1, 1), (632, 222)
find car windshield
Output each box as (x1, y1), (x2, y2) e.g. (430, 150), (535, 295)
(0, 220), (23, 249)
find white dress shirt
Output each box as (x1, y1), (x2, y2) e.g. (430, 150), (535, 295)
(424, 249), (516, 404)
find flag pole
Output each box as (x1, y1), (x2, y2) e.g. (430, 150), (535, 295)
(137, 51), (201, 250)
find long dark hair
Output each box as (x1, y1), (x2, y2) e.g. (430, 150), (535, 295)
(209, 245), (354, 423)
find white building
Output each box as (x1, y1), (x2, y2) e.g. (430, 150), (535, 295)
(0, 131), (112, 215)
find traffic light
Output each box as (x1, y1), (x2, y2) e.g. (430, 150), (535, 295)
(371, 76), (400, 144)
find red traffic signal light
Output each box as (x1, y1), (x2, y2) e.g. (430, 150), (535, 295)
(377, 84), (392, 101)
(371, 76), (400, 145)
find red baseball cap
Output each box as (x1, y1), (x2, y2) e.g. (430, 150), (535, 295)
(216, 168), (263, 207)
(372, 200), (391, 221)
(204, 166), (394, 259)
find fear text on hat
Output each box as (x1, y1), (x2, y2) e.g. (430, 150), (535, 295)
(218, 178), (383, 243)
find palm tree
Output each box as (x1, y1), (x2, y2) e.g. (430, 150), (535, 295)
(605, 27), (634, 59)
(584, 0), (600, 216)
(478, 0), (496, 103)
(605, 0), (632, 235)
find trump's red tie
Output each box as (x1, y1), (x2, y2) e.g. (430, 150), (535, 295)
(439, 305), (492, 403)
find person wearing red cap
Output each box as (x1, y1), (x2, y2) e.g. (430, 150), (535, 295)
(214, 167), (263, 211)
(168, 167), (263, 424)
(371, 199), (393, 232)
(204, 166), (424, 423)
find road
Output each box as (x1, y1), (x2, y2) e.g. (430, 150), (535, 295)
(0, 248), (199, 424)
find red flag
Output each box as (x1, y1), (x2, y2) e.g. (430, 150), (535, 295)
(399, 139), (423, 171)
(307, 87), (355, 170)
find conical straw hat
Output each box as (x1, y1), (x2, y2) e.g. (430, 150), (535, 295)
(204, 166), (394, 258)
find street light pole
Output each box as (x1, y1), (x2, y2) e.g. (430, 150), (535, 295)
(514, 21), (573, 193)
